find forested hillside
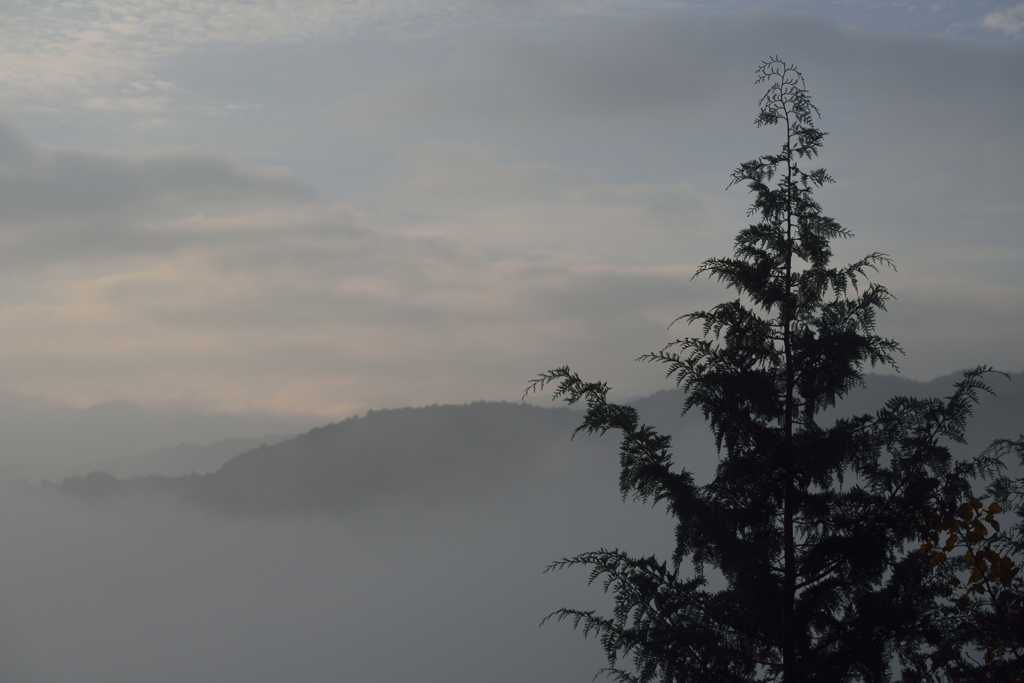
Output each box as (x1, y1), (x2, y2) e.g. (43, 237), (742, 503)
(57, 372), (1022, 515)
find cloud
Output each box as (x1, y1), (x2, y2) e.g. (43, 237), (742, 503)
(81, 96), (172, 113)
(982, 3), (1024, 36)
(326, 13), (1024, 257)
(0, 1), (442, 109)
(0, 0), (701, 110)
(329, 12), (755, 134)
(0, 225), (702, 416)
(4, 1), (1019, 119)
(389, 141), (723, 260)
(0, 121), (316, 262)
(329, 10), (1023, 136)
(0, 124), (719, 414)
(0, 8), (1021, 416)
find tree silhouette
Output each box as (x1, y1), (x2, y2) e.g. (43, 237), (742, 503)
(527, 58), (1020, 682)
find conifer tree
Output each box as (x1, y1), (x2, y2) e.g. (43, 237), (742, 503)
(527, 58), (1016, 682)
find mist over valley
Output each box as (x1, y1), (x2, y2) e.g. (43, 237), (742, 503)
(1, 372), (1020, 682)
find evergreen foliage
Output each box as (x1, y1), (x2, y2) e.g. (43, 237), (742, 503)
(527, 58), (1023, 682)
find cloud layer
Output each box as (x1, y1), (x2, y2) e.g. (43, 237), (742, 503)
(0, 122), (721, 414)
(0, 7), (1020, 416)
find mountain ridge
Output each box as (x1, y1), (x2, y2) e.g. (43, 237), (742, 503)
(53, 371), (1022, 516)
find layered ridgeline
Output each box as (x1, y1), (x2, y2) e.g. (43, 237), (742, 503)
(53, 371), (1023, 516)
(58, 401), (617, 515)
(0, 396), (318, 483)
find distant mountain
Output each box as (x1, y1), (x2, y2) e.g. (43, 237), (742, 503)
(629, 370), (1023, 464)
(0, 391), (323, 482)
(63, 435), (292, 479)
(189, 401), (591, 515)
(832, 370), (1023, 459)
(56, 371), (1023, 515)
(59, 401), (597, 515)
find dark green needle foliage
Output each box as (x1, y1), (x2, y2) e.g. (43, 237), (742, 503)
(527, 58), (1015, 682)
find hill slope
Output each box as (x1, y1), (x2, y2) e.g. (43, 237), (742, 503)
(58, 370), (1022, 515)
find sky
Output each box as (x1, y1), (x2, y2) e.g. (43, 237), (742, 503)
(0, 0), (1022, 419)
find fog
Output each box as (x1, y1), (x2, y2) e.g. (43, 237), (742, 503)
(2, 502), (596, 680)
(0, 404), (684, 683)
(0, 372), (1019, 682)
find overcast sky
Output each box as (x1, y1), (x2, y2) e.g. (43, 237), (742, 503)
(0, 0), (1021, 418)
